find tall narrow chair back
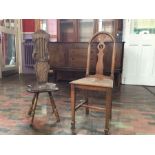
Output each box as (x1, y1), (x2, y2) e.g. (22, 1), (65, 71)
(32, 29), (50, 83)
(70, 31), (116, 134)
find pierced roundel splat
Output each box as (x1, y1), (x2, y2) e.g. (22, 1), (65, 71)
(97, 42), (105, 51)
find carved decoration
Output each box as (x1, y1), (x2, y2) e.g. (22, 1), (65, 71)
(32, 30), (50, 83)
(96, 42), (105, 75)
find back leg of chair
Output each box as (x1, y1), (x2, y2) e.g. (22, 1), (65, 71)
(48, 92), (60, 122)
(104, 88), (112, 135)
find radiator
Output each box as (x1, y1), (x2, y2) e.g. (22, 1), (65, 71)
(24, 40), (35, 67)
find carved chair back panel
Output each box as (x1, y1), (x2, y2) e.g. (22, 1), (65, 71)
(32, 30), (50, 61)
(35, 61), (49, 83)
(32, 30), (50, 83)
(86, 31), (116, 79)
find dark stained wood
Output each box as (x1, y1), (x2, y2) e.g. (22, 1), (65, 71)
(27, 30), (60, 125)
(49, 19), (123, 85)
(32, 29), (50, 62)
(32, 29), (50, 83)
(70, 31), (116, 134)
(30, 92), (39, 124)
(57, 19), (78, 42)
(57, 19), (123, 42)
(48, 42), (124, 86)
(48, 91), (60, 122)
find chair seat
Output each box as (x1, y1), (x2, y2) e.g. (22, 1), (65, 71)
(70, 75), (113, 88)
(27, 82), (59, 93)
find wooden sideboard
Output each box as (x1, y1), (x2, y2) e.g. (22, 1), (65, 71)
(48, 42), (124, 86)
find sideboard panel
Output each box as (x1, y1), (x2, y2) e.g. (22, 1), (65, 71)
(48, 42), (124, 86)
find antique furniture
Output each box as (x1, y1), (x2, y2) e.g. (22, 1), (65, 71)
(23, 20), (123, 86)
(70, 31), (116, 134)
(57, 19), (122, 42)
(48, 41), (124, 87)
(52, 19), (123, 85)
(27, 29), (60, 125)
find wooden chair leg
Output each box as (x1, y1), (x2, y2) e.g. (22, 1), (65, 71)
(104, 89), (112, 135)
(48, 92), (60, 122)
(115, 73), (121, 88)
(31, 92), (39, 125)
(28, 93), (37, 116)
(109, 92), (112, 120)
(54, 70), (58, 82)
(84, 91), (89, 115)
(71, 84), (76, 129)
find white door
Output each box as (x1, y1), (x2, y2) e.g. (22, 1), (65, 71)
(0, 19), (22, 78)
(122, 19), (155, 86)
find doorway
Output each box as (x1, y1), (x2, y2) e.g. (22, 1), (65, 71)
(122, 19), (155, 86)
(0, 19), (22, 78)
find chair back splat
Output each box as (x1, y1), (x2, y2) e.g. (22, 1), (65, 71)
(86, 31), (116, 79)
(32, 29), (50, 83)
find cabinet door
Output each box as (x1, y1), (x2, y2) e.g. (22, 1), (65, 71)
(98, 19), (116, 36)
(68, 48), (97, 70)
(48, 44), (66, 67)
(78, 19), (96, 42)
(98, 19), (123, 41)
(69, 48), (87, 68)
(58, 19), (78, 42)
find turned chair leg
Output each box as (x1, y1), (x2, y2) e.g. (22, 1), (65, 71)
(71, 84), (76, 129)
(31, 92), (39, 125)
(48, 92), (60, 122)
(104, 89), (112, 135)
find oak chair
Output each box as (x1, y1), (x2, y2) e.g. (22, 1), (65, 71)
(27, 29), (60, 125)
(70, 31), (116, 134)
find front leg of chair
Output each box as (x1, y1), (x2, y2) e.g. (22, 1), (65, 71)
(71, 84), (76, 129)
(48, 92), (60, 122)
(104, 88), (112, 135)
(31, 92), (39, 125)
(28, 93), (37, 116)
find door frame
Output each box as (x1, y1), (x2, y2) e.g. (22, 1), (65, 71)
(0, 19), (23, 78)
(122, 19), (155, 86)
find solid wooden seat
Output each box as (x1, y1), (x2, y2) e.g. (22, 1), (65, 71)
(27, 83), (58, 93)
(27, 30), (60, 125)
(70, 75), (113, 88)
(70, 31), (116, 134)
(27, 83), (60, 125)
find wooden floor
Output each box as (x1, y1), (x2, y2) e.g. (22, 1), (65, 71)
(0, 74), (155, 135)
